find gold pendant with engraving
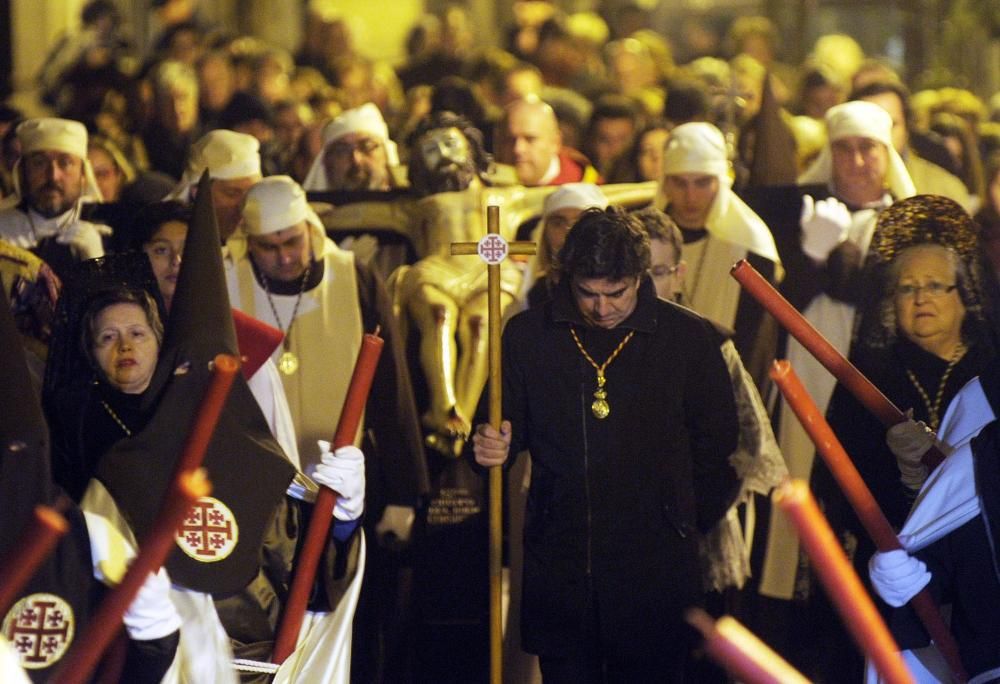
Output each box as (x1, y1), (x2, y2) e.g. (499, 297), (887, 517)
(278, 350), (299, 375)
(591, 387), (610, 419)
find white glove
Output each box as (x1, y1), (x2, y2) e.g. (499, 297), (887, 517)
(313, 441), (365, 521)
(122, 567), (182, 641)
(57, 221), (111, 260)
(868, 549), (932, 607)
(800, 195), (851, 262)
(886, 415), (934, 490)
(376, 505), (415, 547)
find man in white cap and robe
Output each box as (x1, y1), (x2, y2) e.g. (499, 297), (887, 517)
(656, 121), (782, 367)
(167, 129), (263, 243)
(302, 103), (400, 192)
(745, 99), (916, 604)
(225, 175), (428, 678)
(0, 118), (109, 277)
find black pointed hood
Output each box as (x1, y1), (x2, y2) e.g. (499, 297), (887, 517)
(98, 171), (295, 596)
(0, 285), (51, 553)
(163, 171), (238, 361)
(1, 285), (98, 682)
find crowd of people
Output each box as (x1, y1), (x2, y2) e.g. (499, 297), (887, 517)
(3, 1), (1000, 682)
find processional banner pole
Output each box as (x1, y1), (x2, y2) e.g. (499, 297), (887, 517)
(451, 205), (535, 684)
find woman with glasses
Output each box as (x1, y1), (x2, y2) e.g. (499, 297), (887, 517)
(807, 195), (995, 677)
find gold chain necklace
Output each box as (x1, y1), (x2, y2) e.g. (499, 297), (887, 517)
(569, 326), (636, 419)
(100, 399), (133, 437)
(259, 261), (312, 375)
(682, 235), (711, 307)
(905, 343), (966, 431)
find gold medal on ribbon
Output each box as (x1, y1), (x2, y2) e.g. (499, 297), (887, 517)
(570, 327), (635, 422)
(278, 350), (299, 375)
(591, 385), (610, 419)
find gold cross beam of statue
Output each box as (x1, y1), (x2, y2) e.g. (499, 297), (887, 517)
(450, 205), (535, 684)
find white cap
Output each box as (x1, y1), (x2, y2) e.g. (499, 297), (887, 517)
(302, 103), (398, 190)
(14, 118), (102, 202)
(241, 175), (326, 259)
(18, 118), (88, 158)
(661, 122), (729, 179)
(799, 100), (916, 199)
(543, 183), (608, 216)
(166, 130), (262, 202)
(321, 103), (389, 146)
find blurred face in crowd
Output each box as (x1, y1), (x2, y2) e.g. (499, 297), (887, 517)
(860, 91), (908, 154)
(497, 100), (561, 186)
(591, 117), (635, 174)
(543, 207), (584, 258)
(23, 150), (85, 217)
(143, 220), (187, 311)
(198, 54), (236, 112)
(91, 302), (159, 395)
(211, 175), (261, 241)
(892, 245), (966, 359)
(572, 276), (641, 329)
(661, 173), (718, 229)
(248, 221), (312, 283)
(830, 135), (888, 206)
(274, 104), (306, 151)
(88, 146), (124, 202)
(159, 82), (199, 135)
(322, 132), (390, 191)
(648, 237), (686, 302)
(637, 128), (669, 182)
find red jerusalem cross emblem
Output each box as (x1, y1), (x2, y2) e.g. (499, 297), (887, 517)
(3, 593), (74, 669)
(176, 496), (239, 562)
(477, 233), (508, 265)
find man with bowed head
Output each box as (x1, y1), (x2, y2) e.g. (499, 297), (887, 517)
(473, 206), (739, 681)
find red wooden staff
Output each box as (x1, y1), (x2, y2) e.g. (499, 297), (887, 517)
(0, 506), (68, 616)
(731, 259), (944, 469)
(687, 609), (810, 684)
(772, 361), (967, 683)
(52, 470), (211, 684)
(271, 329), (384, 665)
(775, 480), (915, 684)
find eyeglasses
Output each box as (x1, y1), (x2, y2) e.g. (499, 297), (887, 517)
(894, 282), (958, 299)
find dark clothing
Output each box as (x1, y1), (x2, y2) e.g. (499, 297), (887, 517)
(141, 122), (193, 181)
(48, 381), (150, 502)
(819, 337), (993, 534)
(493, 277), (739, 667)
(885, 416), (1000, 680)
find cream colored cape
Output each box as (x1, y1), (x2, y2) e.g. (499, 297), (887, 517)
(227, 237), (364, 477)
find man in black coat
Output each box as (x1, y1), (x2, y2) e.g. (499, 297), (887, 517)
(473, 206), (739, 682)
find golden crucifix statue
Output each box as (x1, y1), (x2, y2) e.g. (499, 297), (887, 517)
(451, 205), (534, 684)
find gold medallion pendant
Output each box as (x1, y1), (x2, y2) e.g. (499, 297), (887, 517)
(591, 386), (610, 419)
(278, 350), (299, 375)
(570, 326), (635, 422)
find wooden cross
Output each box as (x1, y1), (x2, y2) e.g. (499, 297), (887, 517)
(450, 204), (535, 684)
